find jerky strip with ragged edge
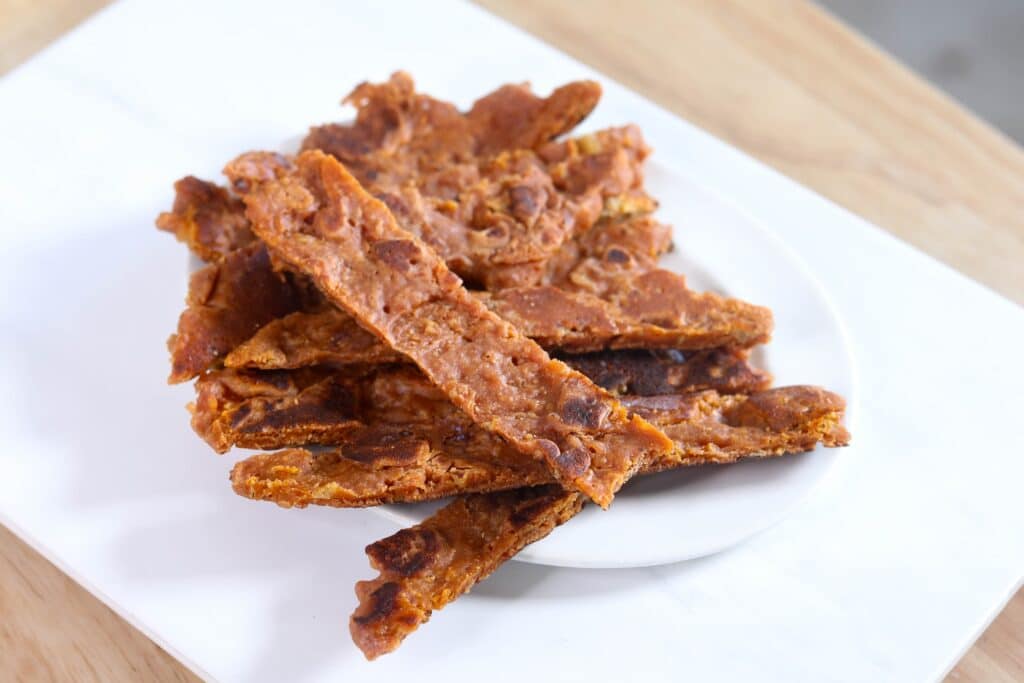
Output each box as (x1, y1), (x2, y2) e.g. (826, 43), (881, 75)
(196, 348), (769, 452)
(348, 378), (843, 663)
(350, 385), (847, 655)
(299, 74), (640, 289)
(166, 243), (305, 383)
(227, 149), (673, 508)
(224, 280), (771, 371)
(156, 176), (255, 262)
(231, 385), (848, 508)
(347, 386), (849, 658)
(350, 486), (584, 659)
(302, 72), (602, 190)
(220, 210), (767, 372)
(466, 79), (603, 156)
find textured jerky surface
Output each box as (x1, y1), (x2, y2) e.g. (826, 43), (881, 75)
(302, 71), (601, 190)
(191, 368), (364, 453)
(231, 384), (849, 508)
(371, 152), (602, 290)
(156, 176), (255, 262)
(228, 149), (673, 507)
(299, 73), (664, 289)
(348, 384), (850, 658)
(161, 145), (657, 295)
(224, 278), (771, 372)
(166, 243), (304, 383)
(222, 210), (769, 372)
(202, 348), (768, 453)
(558, 348), (770, 396)
(350, 486), (584, 659)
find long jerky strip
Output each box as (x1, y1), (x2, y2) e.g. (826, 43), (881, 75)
(225, 280), (771, 371)
(195, 348), (768, 453)
(227, 150), (673, 507)
(166, 243), (305, 383)
(231, 385), (847, 508)
(224, 215), (765, 372)
(350, 486), (583, 659)
(347, 388), (849, 658)
(350, 382), (847, 659)
(481, 282), (771, 351)
(160, 158), (688, 379)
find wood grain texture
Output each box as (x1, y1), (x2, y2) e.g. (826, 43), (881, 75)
(473, 0), (1024, 306)
(0, 525), (200, 682)
(0, 0), (1020, 681)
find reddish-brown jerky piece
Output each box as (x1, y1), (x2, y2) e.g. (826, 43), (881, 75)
(466, 80), (602, 156)
(350, 486), (583, 660)
(558, 348), (770, 396)
(231, 385), (848, 508)
(190, 368), (363, 453)
(224, 281), (771, 371)
(156, 176), (255, 262)
(197, 348), (768, 453)
(302, 72), (601, 189)
(347, 385), (849, 658)
(227, 150), (673, 507)
(166, 243), (304, 383)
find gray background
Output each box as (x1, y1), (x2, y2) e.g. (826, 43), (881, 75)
(820, 0), (1024, 143)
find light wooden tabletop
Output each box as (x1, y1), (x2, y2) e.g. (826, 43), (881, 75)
(2, 1), (1021, 680)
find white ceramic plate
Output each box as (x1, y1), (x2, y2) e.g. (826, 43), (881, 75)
(375, 159), (856, 568)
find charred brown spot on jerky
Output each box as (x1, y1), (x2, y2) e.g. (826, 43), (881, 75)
(343, 429), (430, 468)
(371, 239), (422, 271)
(560, 396), (610, 429)
(550, 447), (591, 479)
(233, 399), (357, 434)
(509, 490), (565, 527)
(366, 528), (441, 577)
(228, 403), (253, 426)
(352, 582), (401, 625)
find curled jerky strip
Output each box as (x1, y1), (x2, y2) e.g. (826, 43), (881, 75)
(227, 149), (673, 507)
(196, 348), (768, 452)
(231, 385), (848, 508)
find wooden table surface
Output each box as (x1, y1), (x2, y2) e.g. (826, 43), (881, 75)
(2, 0), (1022, 680)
